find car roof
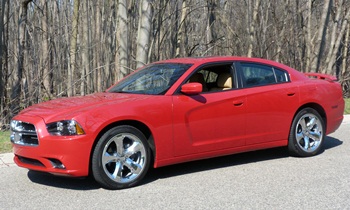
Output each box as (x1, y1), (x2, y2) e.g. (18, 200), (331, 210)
(154, 56), (307, 81)
(156, 56), (290, 68)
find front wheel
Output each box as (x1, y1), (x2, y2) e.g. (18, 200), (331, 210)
(288, 108), (325, 157)
(92, 125), (151, 189)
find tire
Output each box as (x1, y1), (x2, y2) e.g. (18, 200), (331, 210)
(92, 125), (151, 189)
(288, 108), (325, 157)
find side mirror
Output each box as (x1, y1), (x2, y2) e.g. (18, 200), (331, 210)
(181, 83), (203, 95)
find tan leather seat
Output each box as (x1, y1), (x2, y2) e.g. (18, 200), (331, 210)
(210, 73), (232, 91)
(188, 73), (208, 91)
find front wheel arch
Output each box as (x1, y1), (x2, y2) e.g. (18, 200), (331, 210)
(91, 125), (152, 189)
(89, 120), (155, 177)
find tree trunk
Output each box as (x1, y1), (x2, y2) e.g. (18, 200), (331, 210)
(0, 0), (6, 118)
(205, 0), (217, 56)
(342, 21), (350, 78)
(325, 3), (350, 74)
(274, 1), (289, 62)
(116, 0), (129, 80)
(311, 0), (331, 72)
(305, 0), (313, 72)
(94, 3), (102, 93)
(11, 0), (33, 116)
(247, 0), (260, 57)
(40, 0), (52, 99)
(68, 0), (80, 96)
(80, 0), (89, 96)
(176, 0), (188, 57)
(136, 0), (152, 68)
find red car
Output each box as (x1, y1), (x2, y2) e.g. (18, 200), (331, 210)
(10, 57), (344, 189)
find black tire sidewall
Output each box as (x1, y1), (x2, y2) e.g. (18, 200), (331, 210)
(92, 125), (151, 189)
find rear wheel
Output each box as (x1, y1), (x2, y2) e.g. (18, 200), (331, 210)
(288, 108), (325, 157)
(92, 125), (151, 189)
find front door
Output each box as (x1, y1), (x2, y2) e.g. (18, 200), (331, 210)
(172, 90), (246, 156)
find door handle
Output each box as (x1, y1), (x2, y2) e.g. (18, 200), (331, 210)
(233, 101), (244, 106)
(287, 92), (295, 96)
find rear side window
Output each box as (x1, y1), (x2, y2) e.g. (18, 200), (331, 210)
(240, 63), (289, 87)
(274, 68), (289, 82)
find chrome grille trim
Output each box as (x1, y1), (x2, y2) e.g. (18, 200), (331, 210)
(10, 121), (39, 146)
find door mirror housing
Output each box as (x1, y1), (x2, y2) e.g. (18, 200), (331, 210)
(181, 83), (203, 95)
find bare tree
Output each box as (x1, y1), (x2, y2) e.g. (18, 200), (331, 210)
(311, 0), (332, 72)
(305, 0), (313, 72)
(68, 0), (80, 96)
(80, 0), (90, 96)
(40, 0), (53, 99)
(116, 0), (129, 80)
(342, 21), (350, 78)
(0, 0), (6, 120)
(175, 0), (188, 57)
(324, 0), (350, 74)
(10, 0), (33, 116)
(247, 0), (260, 57)
(136, 0), (153, 68)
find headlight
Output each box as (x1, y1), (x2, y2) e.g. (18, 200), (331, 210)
(46, 120), (85, 136)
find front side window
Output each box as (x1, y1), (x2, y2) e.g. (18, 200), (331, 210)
(109, 63), (192, 95)
(185, 63), (236, 92)
(241, 63), (289, 87)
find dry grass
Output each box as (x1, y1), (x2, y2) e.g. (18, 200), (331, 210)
(345, 98), (350, 115)
(0, 131), (12, 154)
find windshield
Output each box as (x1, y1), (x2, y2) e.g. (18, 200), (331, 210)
(108, 63), (192, 95)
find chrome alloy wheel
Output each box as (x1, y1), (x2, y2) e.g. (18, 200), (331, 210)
(295, 113), (323, 153)
(102, 133), (147, 183)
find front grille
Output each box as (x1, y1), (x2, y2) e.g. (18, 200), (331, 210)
(10, 121), (39, 146)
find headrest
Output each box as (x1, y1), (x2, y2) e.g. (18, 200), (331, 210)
(217, 73), (232, 88)
(189, 73), (205, 83)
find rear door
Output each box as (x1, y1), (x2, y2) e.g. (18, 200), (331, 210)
(238, 62), (299, 145)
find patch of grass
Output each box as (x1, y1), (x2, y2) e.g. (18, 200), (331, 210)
(345, 98), (350, 115)
(0, 131), (12, 154)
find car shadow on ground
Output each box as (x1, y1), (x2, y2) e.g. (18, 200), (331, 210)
(27, 171), (100, 190)
(143, 136), (343, 185)
(322, 136), (343, 151)
(26, 136), (342, 190)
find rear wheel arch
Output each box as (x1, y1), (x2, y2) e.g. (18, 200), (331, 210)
(293, 103), (327, 129)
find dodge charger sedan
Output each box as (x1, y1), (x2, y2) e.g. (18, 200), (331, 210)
(10, 57), (344, 189)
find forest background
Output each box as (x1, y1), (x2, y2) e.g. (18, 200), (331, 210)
(0, 0), (350, 129)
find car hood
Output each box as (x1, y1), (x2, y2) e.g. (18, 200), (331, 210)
(18, 92), (152, 122)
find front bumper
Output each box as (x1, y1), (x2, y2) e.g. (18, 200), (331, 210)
(11, 115), (93, 177)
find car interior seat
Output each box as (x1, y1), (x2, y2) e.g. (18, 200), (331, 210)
(188, 72), (208, 92)
(210, 72), (232, 91)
